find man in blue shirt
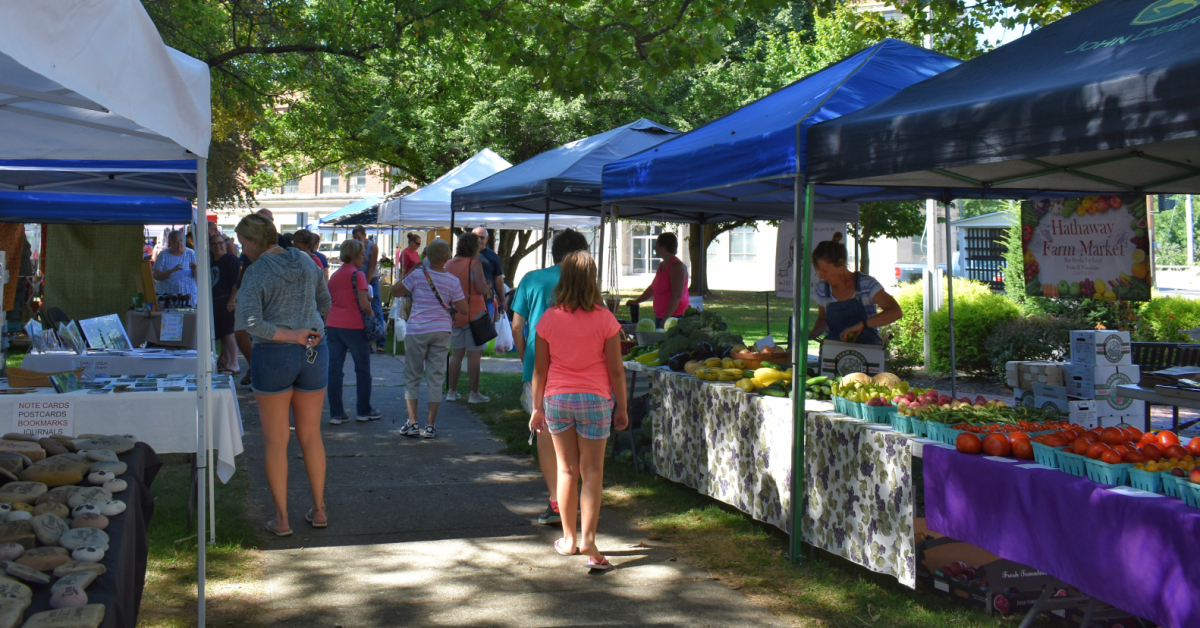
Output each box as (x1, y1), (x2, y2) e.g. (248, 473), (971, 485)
(510, 229), (589, 525)
(472, 226), (506, 321)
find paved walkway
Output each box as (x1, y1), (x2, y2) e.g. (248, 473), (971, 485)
(237, 353), (788, 627)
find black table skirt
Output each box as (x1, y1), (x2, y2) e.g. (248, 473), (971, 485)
(22, 442), (161, 628)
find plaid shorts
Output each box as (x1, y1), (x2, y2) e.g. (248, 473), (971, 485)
(544, 393), (614, 440)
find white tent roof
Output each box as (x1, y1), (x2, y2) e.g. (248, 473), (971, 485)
(0, 0), (211, 160)
(380, 149), (598, 230)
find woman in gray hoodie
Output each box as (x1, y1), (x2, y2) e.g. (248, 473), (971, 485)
(235, 213), (332, 536)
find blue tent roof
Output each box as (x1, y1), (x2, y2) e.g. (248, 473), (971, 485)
(0, 159), (197, 196)
(451, 119), (679, 218)
(807, 0), (1200, 195)
(319, 195), (382, 225)
(0, 190), (192, 224)
(601, 39), (969, 220)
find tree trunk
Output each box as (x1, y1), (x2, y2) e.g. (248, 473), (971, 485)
(859, 237), (871, 276)
(497, 229), (546, 281)
(688, 223), (707, 296)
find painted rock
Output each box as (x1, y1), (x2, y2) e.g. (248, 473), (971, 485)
(3, 513), (29, 524)
(0, 434), (35, 443)
(51, 570), (97, 593)
(52, 561), (106, 578)
(8, 504), (31, 514)
(101, 479), (126, 494)
(80, 450), (118, 463)
(14, 547), (69, 572)
(0, 598), (24, 628)
(22, 603), (106, 628)
(87, 461), (126, 476)
(0, 545), (22, 563)
(29, 513), (69, 546)
(58, 529), (108, 552)
(49, 585), (87, 609)
(37, 438), (67, 457)
(70, 505), (99, 519)
(0, 482), (47, 505)
(85, 471), (113, 487)
(69, 513), (107, 531)
(69, 547), (103, 563)
(77, 437), (135, 454)
(32, 503), (69, 520)
(0, 523), (33, 550)
(2, 561), (48, 584)
(0, 578), (30, 604)
(96, 500), (125, 517)
(66, 488), (110, 510)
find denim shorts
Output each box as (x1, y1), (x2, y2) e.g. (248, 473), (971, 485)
(251, 339), (329, 395)
(544, 393), (614, 439)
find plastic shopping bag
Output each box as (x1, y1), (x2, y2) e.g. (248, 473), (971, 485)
(494, 313), (514, 353)
(394, 316), (407, 342)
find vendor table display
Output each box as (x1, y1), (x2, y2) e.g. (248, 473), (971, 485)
(648, 368), (917, 586)
(123, 311), (197, 349)
(924, 446), (1199, 628)
(20, 351), (199, 378)
(0, 376), (241, 482)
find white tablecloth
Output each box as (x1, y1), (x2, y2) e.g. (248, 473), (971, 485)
(0, 384), (243, 482)
(21, 352), (199, 377)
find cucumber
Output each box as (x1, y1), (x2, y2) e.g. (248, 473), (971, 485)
(759, 362), (782, 371)
(806, 376), (828, 386)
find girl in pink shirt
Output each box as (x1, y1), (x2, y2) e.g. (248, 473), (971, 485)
(530, 251), (628, 569)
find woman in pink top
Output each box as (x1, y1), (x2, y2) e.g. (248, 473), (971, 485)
(530, 251), (629, 570)
(324, 239), (381, 425)
(625, 232), (689, 327)
(400, 233), (422, 277)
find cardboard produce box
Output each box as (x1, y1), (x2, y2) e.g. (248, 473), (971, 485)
(1005, 361), (1068, 389)
(1069, 330), (1132, 366)
(1013, 388), (1036, 409)
(1033, 383), (1069, 413)
(1067, 400), (1099, 428)
(818, 340), (885, 377)
(1092, 396), (1146, 426)
(1065, 364), (1141, 400)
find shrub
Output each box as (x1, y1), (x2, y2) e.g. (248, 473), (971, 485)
(929, 280), (1020, 375)
(985, 316), (1083, 381)
(883, 282), (925, 374)
(1025, 297), (1133, 331)
(1134, 296), (1200, 343)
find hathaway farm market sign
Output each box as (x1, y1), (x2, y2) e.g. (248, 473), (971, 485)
(1021, 194), (1151, 301)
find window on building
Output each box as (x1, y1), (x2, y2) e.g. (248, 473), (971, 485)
(349, 169), (367, 194)
(729, 226), (756, 262)
(282, 179), (299, 194)
(631, 225), (664, 274)
(320, 171), (339, 194)
(911, 235), (927, 262)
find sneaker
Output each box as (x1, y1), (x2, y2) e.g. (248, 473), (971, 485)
(537, 501), (561, 525)
(444, 390), (461, 402)
(328, 416), (350, 425)
(400, 422), (420, 437)
(364, 408), (383, 421)
(468, 392), (491, 404)
(422, 426), (437, 439)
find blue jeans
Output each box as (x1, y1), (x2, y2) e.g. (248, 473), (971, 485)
(250, 339), (328, 395)
(369, 277), (384, 348)
(325, 326), (372, 417)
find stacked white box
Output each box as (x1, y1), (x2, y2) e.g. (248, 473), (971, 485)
(1062, 330), (1141, 424)
(1069, 330), (1132, 366)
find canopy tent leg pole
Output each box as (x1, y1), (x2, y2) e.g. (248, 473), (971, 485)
(194, 156), (211, 626)
(542, 197), (550, 269)
(790, 177), (814, 565)
(765, 292), (770, 337)
(608, 205), (619, 300)
(945, 200), (957, 399)
(597, 203), (608, 290)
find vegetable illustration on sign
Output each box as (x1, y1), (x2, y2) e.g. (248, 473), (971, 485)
(1021, 194), (1151, 301)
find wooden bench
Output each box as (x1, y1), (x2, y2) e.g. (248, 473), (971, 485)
(1131, 342), (1200, 431)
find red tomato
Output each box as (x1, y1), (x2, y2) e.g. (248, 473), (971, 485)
(1158, 431), (1181, 448)
(983, 434), (1012, 457)
(1088, 427), (1103, 436)
(1073, 437), (1093, 456)
(1080, 432), (1100, 444)
(1100, 427), (1124, 445)
(1010, 431), (1031, 442)
(1100, 450), (1123, 465)
(1125, 426), (1144, 443)
(1012, 439), (1034, 460)
(956, 433), (983, 455)
(1163, 444), (1188, 460)
(1086, 442), (1111, 460)
(1043, 434), (1068, 448)
(1112, 445), (1130, 458)
(1123, 450), (1145, 463)
(1138, 431), (1158, 446)
(1141, 443), (1163, 461)
(1186, 437), (1200, 457)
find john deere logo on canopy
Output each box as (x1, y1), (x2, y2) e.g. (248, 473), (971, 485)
(1132, 0), (1200, 25)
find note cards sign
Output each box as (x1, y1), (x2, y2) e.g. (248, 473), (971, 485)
(13, 400), (74, 437)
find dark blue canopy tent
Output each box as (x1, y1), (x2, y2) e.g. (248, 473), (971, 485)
(807, 0), (1200, 195)
(0, 190), (192, 224)
(600, 39), (966, 562)
(0, 159), (198, 197)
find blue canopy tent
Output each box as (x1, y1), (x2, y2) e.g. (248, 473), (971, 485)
(601, 38), (964, 561)
(319, 195), (383, 226)
(0, 159), (199, 197)
(0, 190), (192, 224)
(452, 119), (678, 269)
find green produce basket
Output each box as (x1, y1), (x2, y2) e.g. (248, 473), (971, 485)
(908, 417), (927, 437)
(889, 412), (912, 434)
(1084, 458), (1132, 486)
(1030, 442), (1063, 468)
(833, 396), (848, 415)
(1127, 467), (1162, 493)
(936, 425), (963, 446)
(862, 403), (893, 424)
(1161, 471), (1188, 498)
(924, 422), (942, 442)
(1055, 450), (1089, 477)
(1180, 481), (1200, 508)
(847, 401), (863, 420)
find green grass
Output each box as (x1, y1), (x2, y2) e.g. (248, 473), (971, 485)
(6, 346), (26, 371)
(464, 370), (1057, 628)
(139, 455), (267, 627)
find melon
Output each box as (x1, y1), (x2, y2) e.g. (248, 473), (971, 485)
(872, 372), (902, 387)
(636, 318), (656, 333)
(841, 372), (872, 386)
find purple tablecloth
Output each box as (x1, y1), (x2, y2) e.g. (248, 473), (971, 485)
(924, 446), (1200, 628)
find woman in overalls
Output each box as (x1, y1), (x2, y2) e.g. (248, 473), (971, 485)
(808, 233), (902, 345)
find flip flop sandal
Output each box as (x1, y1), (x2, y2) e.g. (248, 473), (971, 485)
(305, 509), (328, 528)
(554, 538), (578, 556)
(265, 520), (292, 537)
(585, 556), (613, 571)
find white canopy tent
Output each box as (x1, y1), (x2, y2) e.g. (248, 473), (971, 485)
(380, 149), (599, 230)
(0, 1), (216, 624)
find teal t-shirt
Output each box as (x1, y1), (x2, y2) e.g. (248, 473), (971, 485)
(510, 265), (561, 382)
